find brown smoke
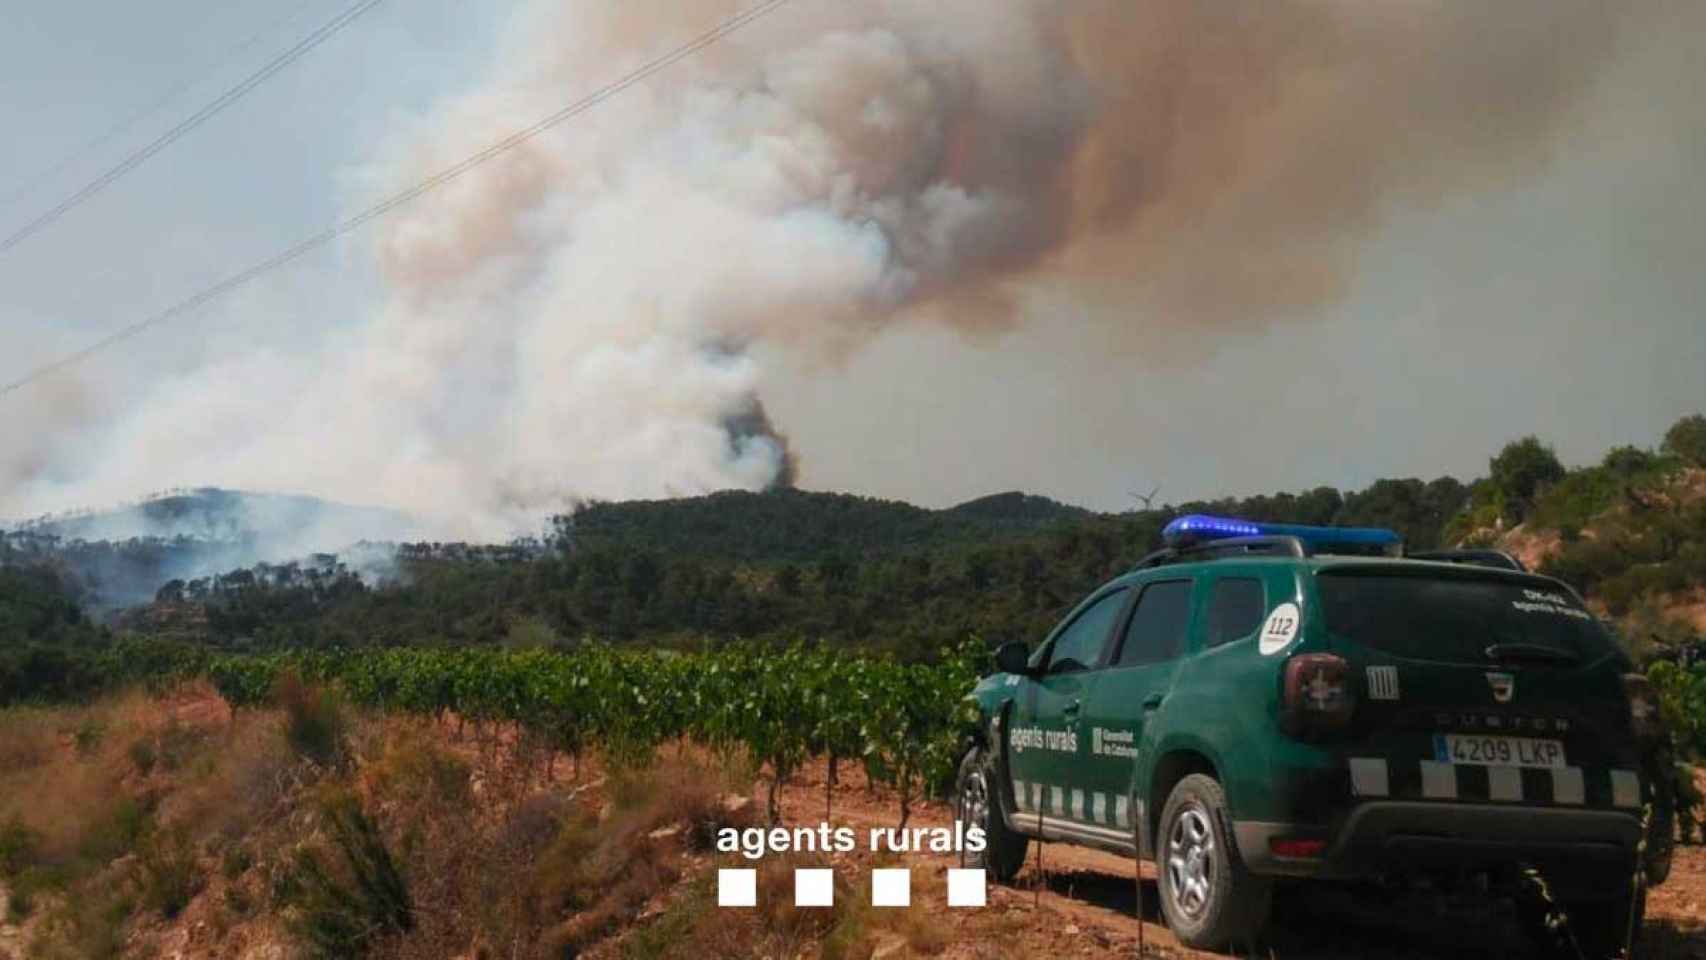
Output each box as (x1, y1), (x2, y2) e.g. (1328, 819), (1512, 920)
(1037, 0), (1624, 336)
(822, 0), (1630, 343)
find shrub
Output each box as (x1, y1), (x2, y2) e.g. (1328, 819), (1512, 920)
(1489, 436), (1566, 522)
(72, 718), (105, 757)
(621, 877), (718, 959)
(274, 672), (347, 768)
(1603, 444), (1659, 476)
(6, 881), (31, 923)
(365, 725), (469, 808)
(140, 830), (203, 919)
(1662, 413), (1706, 467)
(30, 884), (135, 960)
(221, 844), (253, 880)
(283, 791), (412, 958)
(78, 795), (154, 865)
(1650, 661), (1706, 762)
(128, 737), (157, 776)
(156, 717), (208, 772)
(0, 815), (38, 876)
(1529, 467), (1620, 531)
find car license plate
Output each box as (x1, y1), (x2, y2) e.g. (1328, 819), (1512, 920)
(1433, 734), (1565, 768)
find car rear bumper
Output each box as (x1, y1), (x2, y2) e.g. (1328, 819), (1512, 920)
(1236, 802), (1642, 897)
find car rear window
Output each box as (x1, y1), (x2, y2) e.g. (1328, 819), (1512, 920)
(1316, 570), (1613, 665)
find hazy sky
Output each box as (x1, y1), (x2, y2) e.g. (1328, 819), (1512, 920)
(1, 0), (1701, 532)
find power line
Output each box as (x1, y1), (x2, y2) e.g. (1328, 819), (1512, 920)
(0, 0), (387, 259)
(0, 0), (794, 400)
(0, 0), (321, 211)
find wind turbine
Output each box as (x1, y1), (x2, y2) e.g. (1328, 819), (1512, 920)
(1128, 485), (1161, 511)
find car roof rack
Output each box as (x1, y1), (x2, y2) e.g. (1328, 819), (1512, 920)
(1134, 535), (1308, 570)
(1404, 548), (1528, 572)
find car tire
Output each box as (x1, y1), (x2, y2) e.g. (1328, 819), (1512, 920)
(1155, 773), (1273, 950)
(1643, 741), (1677, 887)
(956, 745), (1028, 881)
(1563, 887), (1645, 960)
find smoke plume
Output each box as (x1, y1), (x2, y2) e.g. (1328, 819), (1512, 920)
(2, 0), (1672, 538)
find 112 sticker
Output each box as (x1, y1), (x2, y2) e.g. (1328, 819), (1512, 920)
(1258, 602), (1301, 655)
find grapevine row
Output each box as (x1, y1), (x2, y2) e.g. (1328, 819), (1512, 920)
(84, 639), (987, 826)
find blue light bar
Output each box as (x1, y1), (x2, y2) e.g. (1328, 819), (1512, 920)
(1162, 514), (1402, 553)
(1163, 514), (1262, 540)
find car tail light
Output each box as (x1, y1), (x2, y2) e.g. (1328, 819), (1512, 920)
(1281, 653), (1356, 738)
(1623, 673), (1662, 740)
(1269, 837), (1327, 859)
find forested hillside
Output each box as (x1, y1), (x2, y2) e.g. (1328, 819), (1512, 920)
(1, 416), (1702, 667)
(1, 487), (412, 611)
(0, 565), (108, 703)
(55, 475), (1476, 656)
(562, 489), (1093, 562)
(1511, 418), (1706, 657)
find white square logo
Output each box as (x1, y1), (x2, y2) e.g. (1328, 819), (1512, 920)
(718, 868), (756, 908)
(871, 868), (911, 907)
(794, 868), (834, 907)
(946, 868), (986, 907)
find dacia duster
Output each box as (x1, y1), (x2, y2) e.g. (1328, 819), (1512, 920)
(954, 515), (1665, 956)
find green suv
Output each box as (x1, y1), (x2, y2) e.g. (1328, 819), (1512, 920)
(954, 516), (1662, 956)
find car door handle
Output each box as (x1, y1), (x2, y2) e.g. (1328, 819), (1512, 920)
(1142, 694), (1165, 711)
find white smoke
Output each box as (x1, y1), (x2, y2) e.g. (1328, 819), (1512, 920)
(4, 0), (1679, 540)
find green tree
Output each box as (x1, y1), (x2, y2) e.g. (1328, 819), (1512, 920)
(1297, 487), (1345, 526)
(774, 564), (802, 598)
(1662, 414), (1706, 467)
(1489, 436), (1566, 522)
(1601, 445), (1657, 476)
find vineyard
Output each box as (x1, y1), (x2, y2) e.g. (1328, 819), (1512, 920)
(45, 638), (987, 826)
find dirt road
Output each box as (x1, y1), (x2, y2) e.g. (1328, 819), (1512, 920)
(772, 759), (1706, 959)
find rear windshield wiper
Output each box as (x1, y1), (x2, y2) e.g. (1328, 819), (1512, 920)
(1484, 642), (1579, 665)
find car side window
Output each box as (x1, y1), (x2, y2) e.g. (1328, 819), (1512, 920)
(1114, 580), (1194, 667)
(1045, 587), (1129, 674)
(1205, 577), (1266, 648)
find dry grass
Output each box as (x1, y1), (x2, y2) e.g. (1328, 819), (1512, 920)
(157, 711), (298, 847)
(754, 854), (854, 946)
(0, 692), (163, 866)
(617, 852), (910, 960)
(531, 755), (753, 957)
(609, 750), (754, 847)
(0, 695), (179, 959)
(612, 842), (957, 960)
(275, 670), (350, 768)
(0, 703), (62, 772)
(26, 881), (136, 960)
(0, 688), (309, 958)
(357, 718), (472, 813)
(355, 736), (754, 960)
(1, 696), (957, 960)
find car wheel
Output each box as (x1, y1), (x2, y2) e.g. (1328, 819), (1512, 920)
(1643, 743), (1677, 887)
(1156, 773), (1273, 950)
(956, 745), (1028, 881)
